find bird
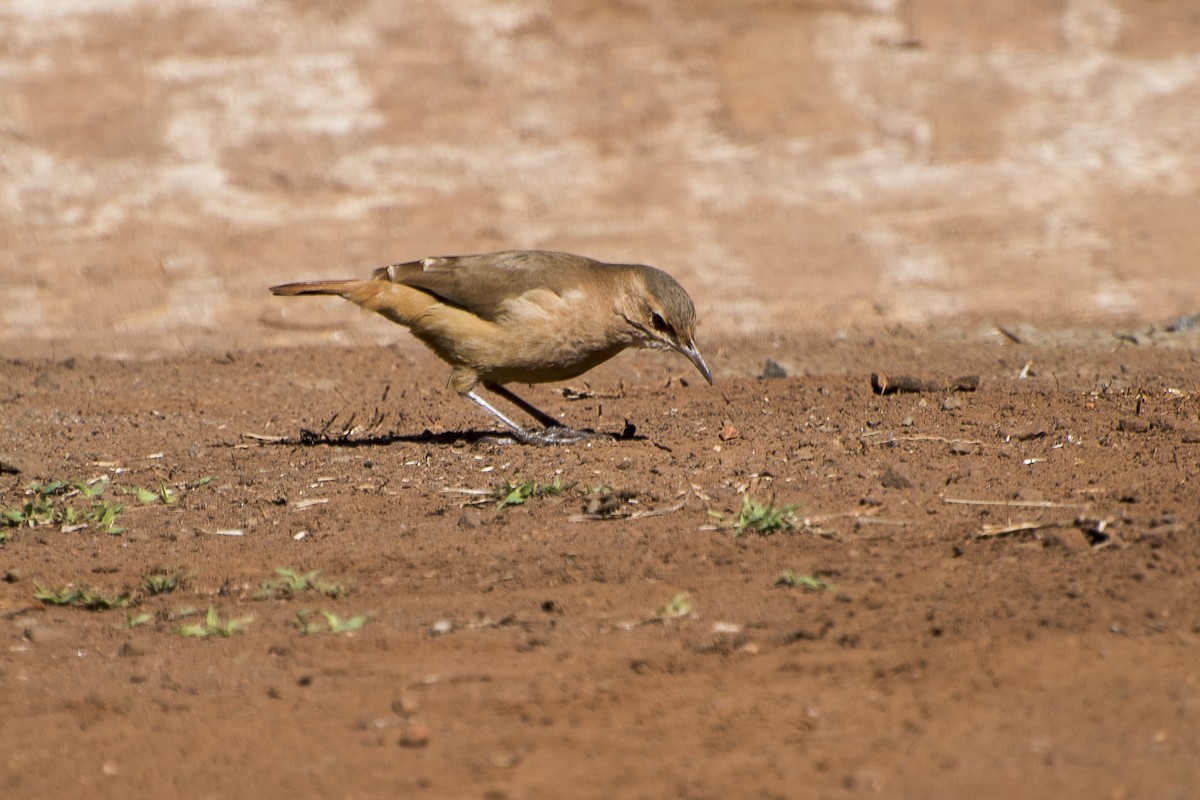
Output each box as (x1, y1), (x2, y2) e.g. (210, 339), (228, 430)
(270, 250), (711, 445)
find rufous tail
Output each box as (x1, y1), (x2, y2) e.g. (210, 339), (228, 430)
(270, 279), (436, 328)
(270, 280), (368, 297)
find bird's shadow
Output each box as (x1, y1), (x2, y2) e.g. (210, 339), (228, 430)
(259, 423), (645, 448)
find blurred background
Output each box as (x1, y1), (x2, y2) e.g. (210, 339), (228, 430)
(1, 0), (1198, 358)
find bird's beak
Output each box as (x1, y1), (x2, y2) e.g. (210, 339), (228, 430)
(677, 341), (713, 385)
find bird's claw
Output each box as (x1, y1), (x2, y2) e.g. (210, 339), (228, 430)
(518, 426), (613, 446)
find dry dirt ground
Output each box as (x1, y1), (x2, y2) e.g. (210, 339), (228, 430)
(3, 1), (1200, 798)
(3, 334), (1200, 799)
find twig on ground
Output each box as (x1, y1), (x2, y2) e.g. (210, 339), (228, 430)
(569, 497), (687, 523)
(944, 497), (1089, 509)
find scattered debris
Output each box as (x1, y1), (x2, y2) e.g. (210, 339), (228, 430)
(973, 521), (1063, 538)
(973, 517), (1119, 549)
(879, 466), (913, 490)
(292, 498), (329, 510)
(944, 497), (1088, 510)
(457, 509), (483, 529)
(570, 493), (686, 523)
(241, 431), (287, 443)
(1165, 312), (1200, 332)
(871, 373), (980, 395)
(299, 410), (389, 445)
(1000, 426), (1047, 442)
(995, 325), (1025, 344)
(561, 385), (624, 400)
(1117, 418), (1156, 433)
(759, 359), (788, 379)
(854, 516), (908, 528)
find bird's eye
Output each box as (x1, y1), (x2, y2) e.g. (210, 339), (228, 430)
(650, 312), (671, 333)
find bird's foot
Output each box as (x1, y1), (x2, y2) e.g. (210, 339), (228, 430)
(510, 425), (613, 446)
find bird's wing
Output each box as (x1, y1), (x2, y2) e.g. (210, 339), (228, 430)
(373, 251), (600, 322)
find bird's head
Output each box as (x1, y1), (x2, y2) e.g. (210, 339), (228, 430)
(620, 266), (712, 384)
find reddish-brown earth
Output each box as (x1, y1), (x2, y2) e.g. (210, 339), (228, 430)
(3, 1), (1200, 798)
(3, 335), (1200, 798)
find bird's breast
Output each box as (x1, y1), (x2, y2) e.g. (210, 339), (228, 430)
(408, 287), (633, 385)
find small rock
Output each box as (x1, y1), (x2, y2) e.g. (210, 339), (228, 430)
(718, 424), (739, 442)
(429, 619), (453, 637)
(941, 397), (963, 411)
(488, 752), (521, 768)
(1000, 425), (1046, 441)
(392, 694), (420, 716)
(457, 510), (483, 529)
(900, 417), (914, 427)
(759, 359), (788, 379)
(790, 446), (816, 462)
(1042, 527), (1090, 552)
(949, 441), (979, 455)
(879, 466), (913, 489)
(398, 722), (431, 748)
(117, 641), (145, 658)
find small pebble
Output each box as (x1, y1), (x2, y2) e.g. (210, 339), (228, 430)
(398, 723), (431, 748)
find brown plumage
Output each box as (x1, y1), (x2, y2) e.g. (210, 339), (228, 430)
(270, 250), (711, 444)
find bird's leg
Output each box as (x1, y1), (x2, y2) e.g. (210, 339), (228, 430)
(484, 383), (561, 429)
(464, 390), (609, 446)
(485, 383), (614, 444)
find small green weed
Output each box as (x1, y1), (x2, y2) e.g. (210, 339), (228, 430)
(294, 609), (368, 635)
(130, 480), (176, 505)
(179, 606), (252, 638)
(494, 475), (576, 508)
(775, 571), (834, 591)
(34, 582), (131, 610)
(88, 499), (126, 534)
(255, 567), (347, 599)
(128, 475), (213, 505)
(142, 570), (191, 595)
(125, 612), (154, 629)
(708, 494), (802, 535)
(2, 479), (124, 534)
(657, 592), (693, 619)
